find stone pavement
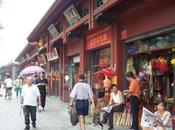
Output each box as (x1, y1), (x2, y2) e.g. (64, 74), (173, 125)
(0, 88), (129, 130)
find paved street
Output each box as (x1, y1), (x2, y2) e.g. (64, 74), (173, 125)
(0, 89), (128, 130)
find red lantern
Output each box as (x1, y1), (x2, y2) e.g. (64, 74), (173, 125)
(102, 68), (115, 77)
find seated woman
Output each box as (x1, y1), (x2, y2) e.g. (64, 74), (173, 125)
(102, 84), (125, 130)
(142, 101), (172, 130)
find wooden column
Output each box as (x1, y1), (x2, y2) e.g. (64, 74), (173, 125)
(80, 38), (86, 72)
(47, 34), (51, 96)
(61, 45), (67, 101)
(59, 48), (62, 99)
(89, 0), (94, 30)
(113, 21), (123, 90)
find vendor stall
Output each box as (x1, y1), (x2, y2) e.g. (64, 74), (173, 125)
(125, 32), (175, 113)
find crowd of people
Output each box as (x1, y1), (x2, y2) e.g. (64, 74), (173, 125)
(69, 72), (173, 130)
(0, 71), (173, 130)
(0, 72), (48, 130)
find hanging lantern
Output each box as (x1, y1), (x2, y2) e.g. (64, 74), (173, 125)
(39, 38), (45, 47)
(103, 76), (111, 89)
(102, 68), (115, 77)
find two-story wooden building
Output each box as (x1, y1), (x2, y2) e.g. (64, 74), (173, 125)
(16, 0), (175, 112)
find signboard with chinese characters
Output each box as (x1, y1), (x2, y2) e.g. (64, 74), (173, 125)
(48, 24), (59, 38)
(86, 28), (112, 50)
(47, 48), (59, 62)
(63, 4), (81, 25)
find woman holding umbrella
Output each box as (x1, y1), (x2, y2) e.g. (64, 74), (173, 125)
(36, 72), (48, 111)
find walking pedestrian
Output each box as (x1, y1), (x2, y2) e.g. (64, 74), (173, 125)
(14, 76), (23, 98)
(21, 76), (41, 130)
(69, 74), (95, 130)
(102, 84), (125, 130)
(124, 72), (140, 130)
(4, 74), (13, 99)
(37, 72), (48, 111)
(32, 74), (39, 85)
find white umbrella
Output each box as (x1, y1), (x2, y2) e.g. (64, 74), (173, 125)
(20, 66), (45, 76)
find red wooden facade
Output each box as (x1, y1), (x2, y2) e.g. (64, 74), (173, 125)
(16, 0), (175, 103)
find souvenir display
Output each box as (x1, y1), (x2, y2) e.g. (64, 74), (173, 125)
(126, 32), (175, 112)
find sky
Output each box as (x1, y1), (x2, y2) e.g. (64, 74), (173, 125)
(0, 0), (55, 66)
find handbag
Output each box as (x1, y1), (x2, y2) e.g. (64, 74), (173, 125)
(69, 107), (79, 126)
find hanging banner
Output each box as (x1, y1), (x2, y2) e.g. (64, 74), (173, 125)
(46, 48), (59, 61)
(63, 4), (81, 25)
(48, 24), (59, 38)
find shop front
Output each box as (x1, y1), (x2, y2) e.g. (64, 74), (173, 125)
(47, 48), (60, 96)
(124, 30), (175, 113)
(119, 0), (175, 114)
(64, 40), (81, 102)
(86, 27), (113, 100)
(66, 55), (80, 88)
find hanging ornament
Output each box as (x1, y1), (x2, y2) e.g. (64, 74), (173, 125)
(102, 68), (115, 77)
(39, 38), (45, 47)
(103, 76), (111, 89)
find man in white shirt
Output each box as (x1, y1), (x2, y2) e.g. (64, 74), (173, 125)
(4, 75), (13, 99)
(21, 77), (41, 130)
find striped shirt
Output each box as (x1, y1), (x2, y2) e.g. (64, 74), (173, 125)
(70, 82), (93, 100)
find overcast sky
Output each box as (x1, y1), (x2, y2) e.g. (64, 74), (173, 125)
(0, 0), (55, 66)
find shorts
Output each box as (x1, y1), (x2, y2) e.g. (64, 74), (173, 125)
(75, 99), (89, 116)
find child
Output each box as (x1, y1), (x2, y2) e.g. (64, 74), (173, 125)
(92, 107), (103, 129)
(92, 98), (107, 129)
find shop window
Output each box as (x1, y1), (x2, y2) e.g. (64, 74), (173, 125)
(89, 47), (110, 72)
(125, 32), (175, 112)
(128, 32), (175, 54)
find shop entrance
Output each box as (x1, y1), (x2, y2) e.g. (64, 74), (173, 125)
(65, 55), (80, 102)
(124, 31), (175, 113)
(88, 47), (111, 99)
(50, 60), (60, 96)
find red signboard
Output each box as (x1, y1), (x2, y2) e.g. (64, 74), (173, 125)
(86, 28), (112, 50)
(121, 30), (128, 40)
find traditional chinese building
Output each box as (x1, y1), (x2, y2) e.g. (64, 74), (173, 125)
(0, 62), (18, 81)
(16, 0), (175, 113)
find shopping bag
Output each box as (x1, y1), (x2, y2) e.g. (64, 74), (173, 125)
(89, 103), (95, 117)
(69, 107), (79, 126)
